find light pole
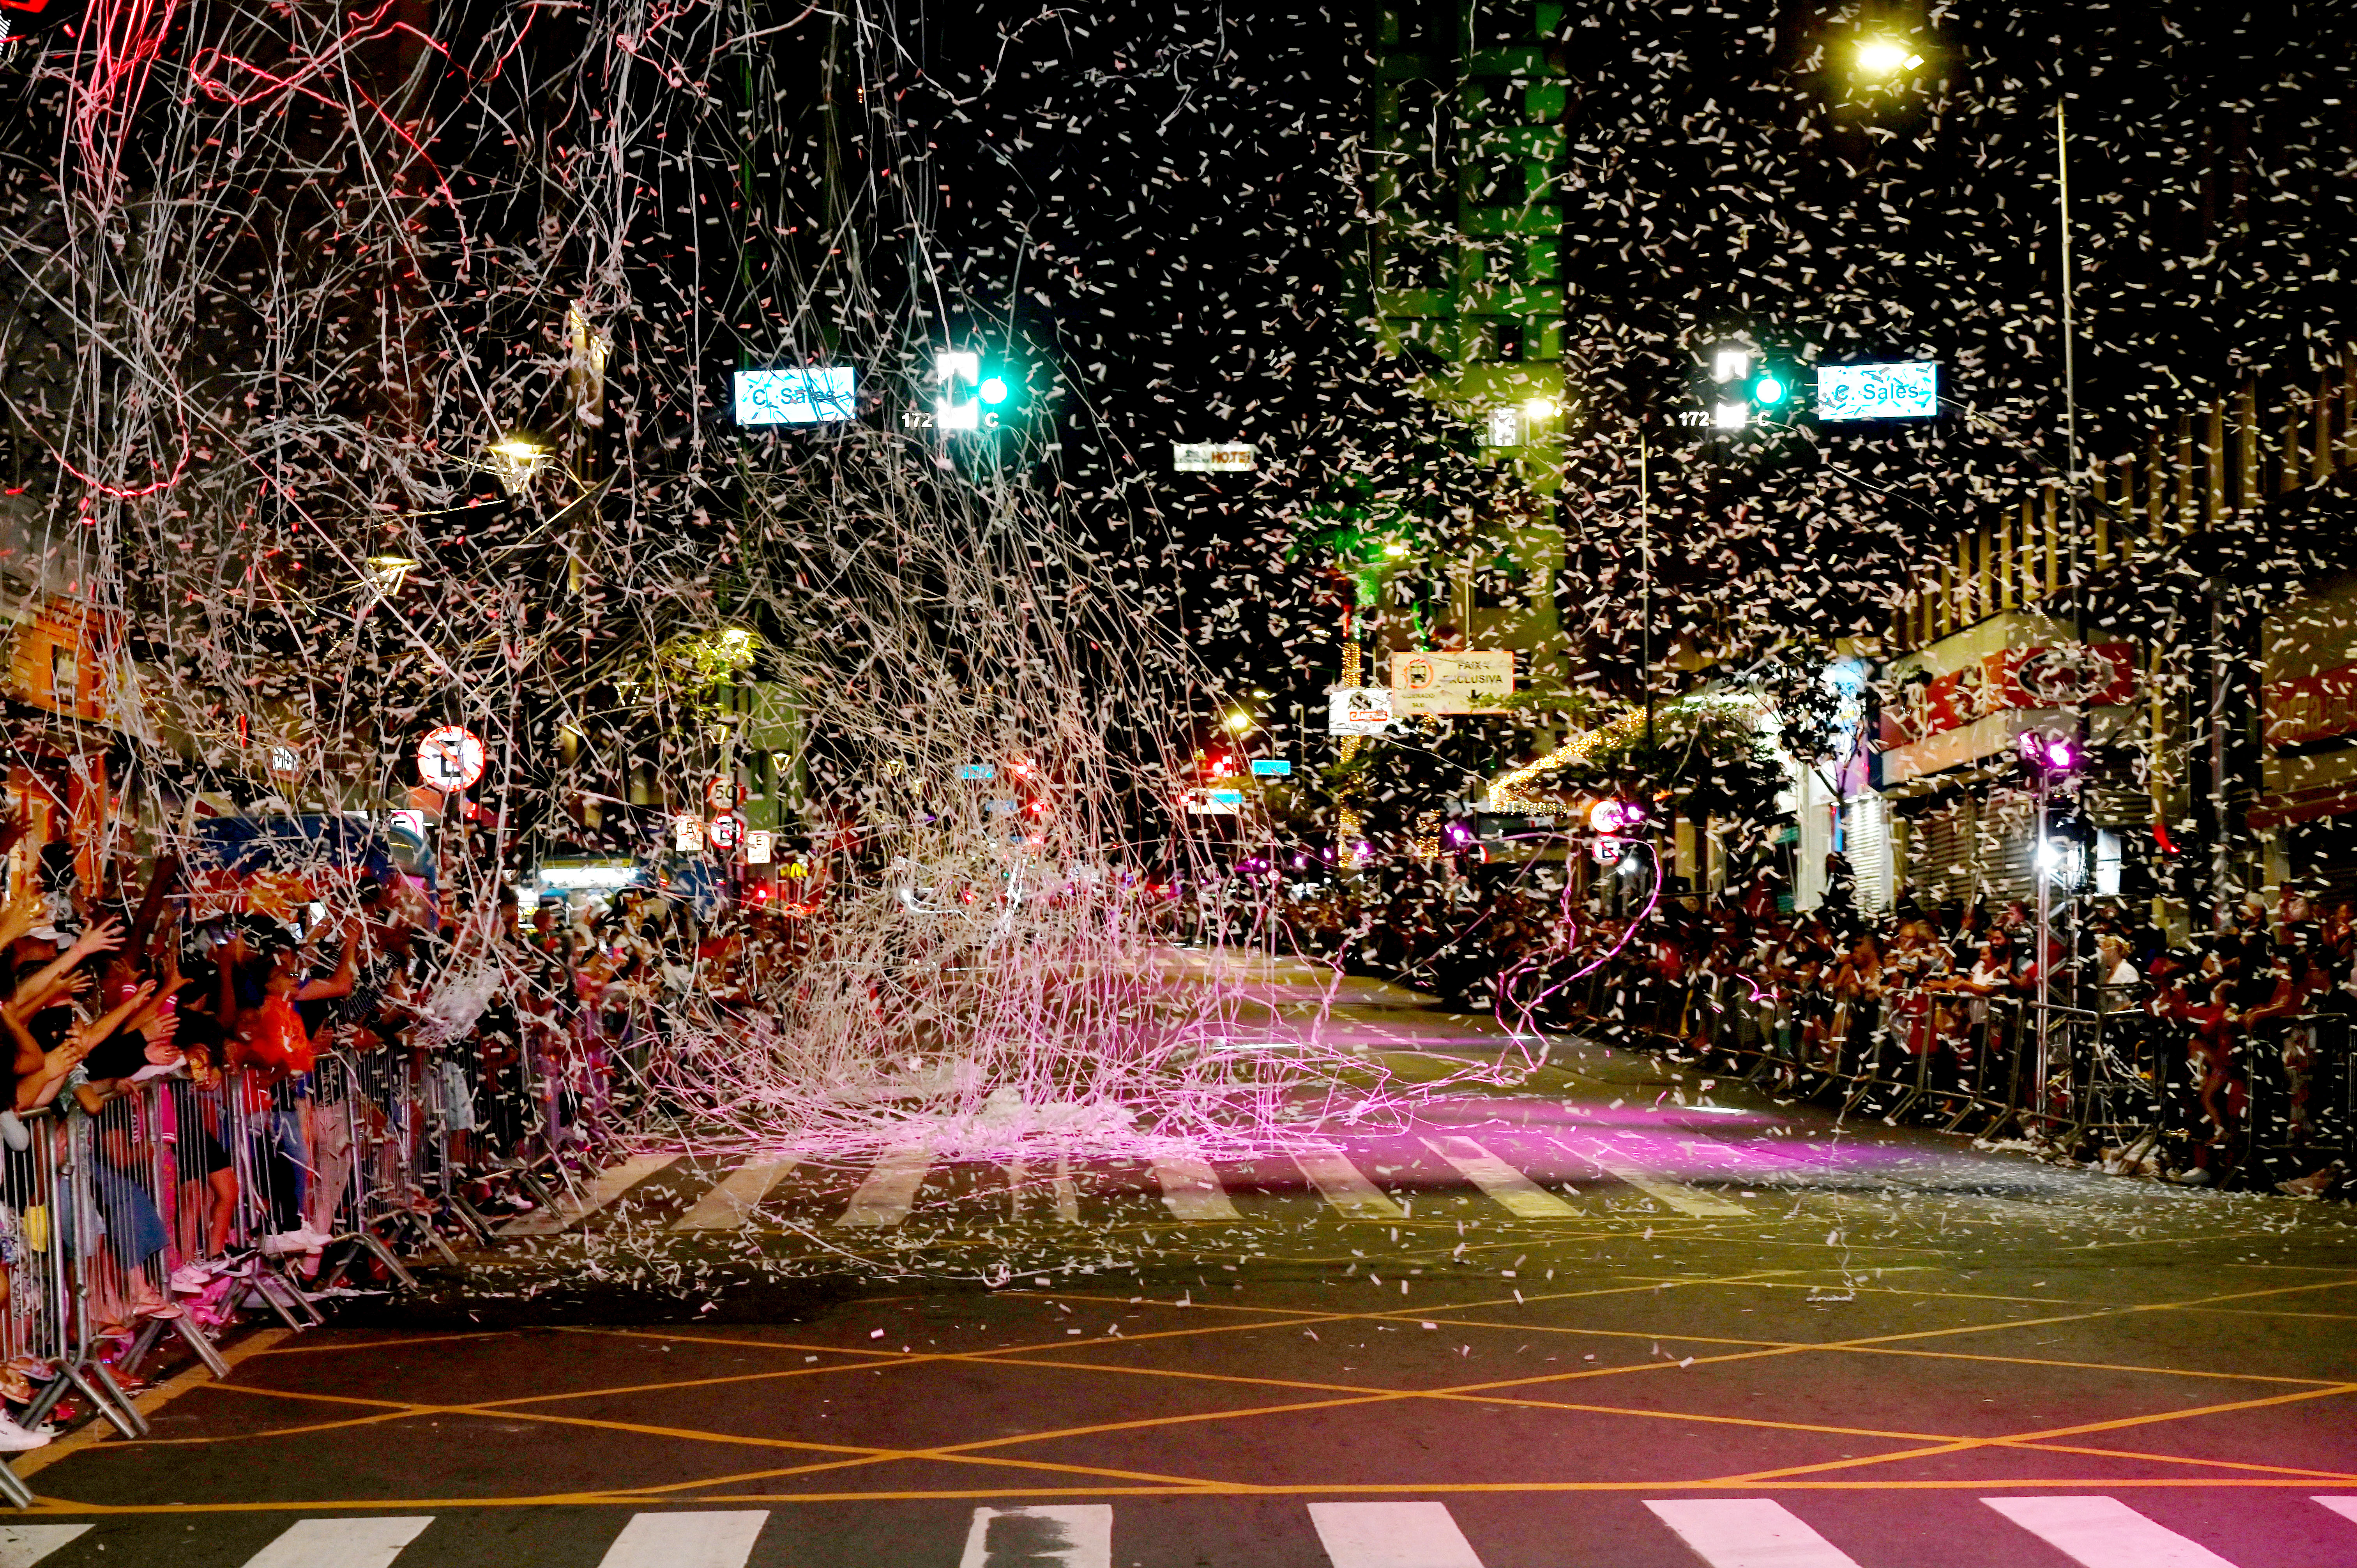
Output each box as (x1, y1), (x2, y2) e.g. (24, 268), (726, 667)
(1851, 34), (2082, 634)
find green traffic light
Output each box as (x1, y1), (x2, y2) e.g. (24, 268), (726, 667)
(1753, 372), (1788, 406)
(978, 375), (1010, 406)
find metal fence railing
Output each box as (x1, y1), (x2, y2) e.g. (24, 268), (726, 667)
(1544, 967), (2355, 1193)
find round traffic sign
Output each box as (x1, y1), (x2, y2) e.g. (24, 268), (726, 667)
(417, 726), (487, 792)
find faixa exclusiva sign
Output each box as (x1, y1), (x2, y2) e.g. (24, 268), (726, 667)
(1882, 640), (2136, 749)
(1390, 650), (1514, 715)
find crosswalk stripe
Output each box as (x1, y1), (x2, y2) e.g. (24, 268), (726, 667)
(1307, 1501), (1485, 1568)
(1420, 1135), (1580, 1219)
(0, 1525), (92, 1568)
(2315, 1496), (2357, 1527)
(1575, 1141), (1748, 1217)
(673, 1161), (797, 1231)
(1643, 1499), (1862, 1567)
(960, 1504), (1112, 1568)
(240, 1517), (436, 1568)
(836, 1140), (933, 1227)
(1292, 1148), (1407, 1220)
(500, 1155), (682, 1237)
(595, 1511), (770, 1568)
(1983, 1496), (2241, 1568)
(1150, 1153), (1241, 1220)
(1054, 1156), (1081, 1224)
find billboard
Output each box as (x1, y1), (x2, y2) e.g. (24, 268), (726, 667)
(1390, 650), (1514, 715)
(1816, 362), (1938, 422)
(1172, 443), (1256, 472)
(733, 367), (857, 425)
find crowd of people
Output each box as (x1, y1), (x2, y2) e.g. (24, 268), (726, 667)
(0, 834), (802, 1454)
(1266, 857), (2351, 1202)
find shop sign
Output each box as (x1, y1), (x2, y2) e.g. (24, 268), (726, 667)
(1327, 687), (1394, 736)
(2263, 662), (2357, 750)
(1389, 651), (1514, 715)
(1881, 640), (2135, 749)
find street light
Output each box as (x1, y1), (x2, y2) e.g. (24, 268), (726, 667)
(484, 431), (555, 495)
(1855, 37), (1924, 76)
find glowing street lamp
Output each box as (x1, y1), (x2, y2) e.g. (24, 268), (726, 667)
(1855, 37), (1925, 76)
(484, 431), (555, 496)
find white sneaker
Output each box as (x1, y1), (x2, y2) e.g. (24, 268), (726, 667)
(168, 1262), (217, 1293)
(260, 1231), (320, 1257)
(0, 1416), (53, 1451)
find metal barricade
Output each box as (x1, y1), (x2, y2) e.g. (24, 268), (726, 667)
(2244, 1011), (2351, 1188)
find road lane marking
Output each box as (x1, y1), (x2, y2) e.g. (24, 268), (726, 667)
(240, 1517), (436, 1568)
(1643, 1499), (1862, 1567)
(1983, 1496), (2240, 1567)
(673, 1161), (797, 1231)
(500, 1155), (681, 1236)
(1307, 1501), (1485, 1567)
(0, 1526), (91, 1567)
(1055, 1156), (1082, 1224)
(597, 1511), (770, 1568)
(960, 1504), (1112, 1568)
(1573, 1140), (1748, 1217)
(1150, 1153), (1241, 1221)
(1420, 1135), (1579, 1219)
(836, 1139), (933, 1227)
(1292, 1148), (1407, 1220)
(2317, 1496), (2357, 1527)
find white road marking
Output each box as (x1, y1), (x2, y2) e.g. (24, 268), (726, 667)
(1983, 1496), (2241, 1568)
(960, 1504), (1112, 1568)
(1307, 1501), (1486, 1568)
(1643, 1499), (1862, 1567)
(1573, 1139), (1748, 1217)
(1420, 1135), (1580, 1219)
(2315, 1496), (2357, 1527)
(836, 1139), (934, 1227)
(1054, 1155), (1082, 1224)
(595, 1511), (770, 1568)
(1292, 1147), (1406, 1220)
(499, 1155), (681, 1236)
(672, 1161), (797, 1231)
(240, 1517), (436, 1568)
(0, 1526), (91, 1568)
(1151, 1153), (1241, 1221)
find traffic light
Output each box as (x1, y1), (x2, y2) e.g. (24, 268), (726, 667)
(933, 350), (1020, 432)
(1705, 342), (1795, 429)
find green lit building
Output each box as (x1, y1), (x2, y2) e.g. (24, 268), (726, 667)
(1361, 1), (1569, 673)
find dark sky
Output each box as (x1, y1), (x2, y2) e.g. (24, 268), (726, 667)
(894, 0), (2357, 722)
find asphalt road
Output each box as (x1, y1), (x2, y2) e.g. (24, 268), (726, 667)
(8, 961), (2356, 1567)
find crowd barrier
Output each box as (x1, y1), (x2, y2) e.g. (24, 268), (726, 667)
(0, 1024), (626, 1506)
(1553, 971), (2357, 1189)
